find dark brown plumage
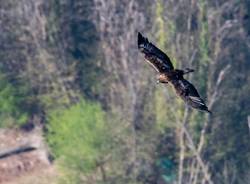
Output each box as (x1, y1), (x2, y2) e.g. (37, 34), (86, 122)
(138, 32), (211, 113)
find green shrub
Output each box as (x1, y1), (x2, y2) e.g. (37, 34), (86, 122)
(0, 74), (28, 127)
(46, 98), (110, 179)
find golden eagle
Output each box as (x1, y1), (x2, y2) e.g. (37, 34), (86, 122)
(138, 32), (211, 113)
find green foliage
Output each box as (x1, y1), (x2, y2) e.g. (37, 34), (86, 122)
(72, 20), (103, 99)
(154, 88), (177, 132)
(46, 98), (110, 181)
(197, 0), (209, 97)
(155, 0), (165, 48)
(198, 0), (209, 67)
(55, 168), (83, 184)
(0, 73), (28, 127)
(47, 0), (103, 100)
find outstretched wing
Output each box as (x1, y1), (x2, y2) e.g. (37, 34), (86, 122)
(138, 32), (174, 73)
(172, 79), (211, 113)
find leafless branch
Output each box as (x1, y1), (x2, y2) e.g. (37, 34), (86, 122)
(0, 145), (37, 159)
(178, 107), (190, 184)
(175, 117), (213, 184)
(208, 64), (231, 109)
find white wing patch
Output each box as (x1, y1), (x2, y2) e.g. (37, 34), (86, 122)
(190, 96), (205, 105)
(144, 59), (160, 72)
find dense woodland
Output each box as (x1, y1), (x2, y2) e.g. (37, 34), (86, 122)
(0, 0), (250, 183)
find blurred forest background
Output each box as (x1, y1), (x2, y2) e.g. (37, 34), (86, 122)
(0, 0), (250, 183)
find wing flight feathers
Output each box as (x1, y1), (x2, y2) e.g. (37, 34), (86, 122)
(138, 32), (174, 72)
(175, 79), (211, 113)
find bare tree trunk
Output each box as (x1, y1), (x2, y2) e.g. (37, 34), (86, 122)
(178, 107), (190, 184)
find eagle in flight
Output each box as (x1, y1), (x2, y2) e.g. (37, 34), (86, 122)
(138, 32), (211, 113)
